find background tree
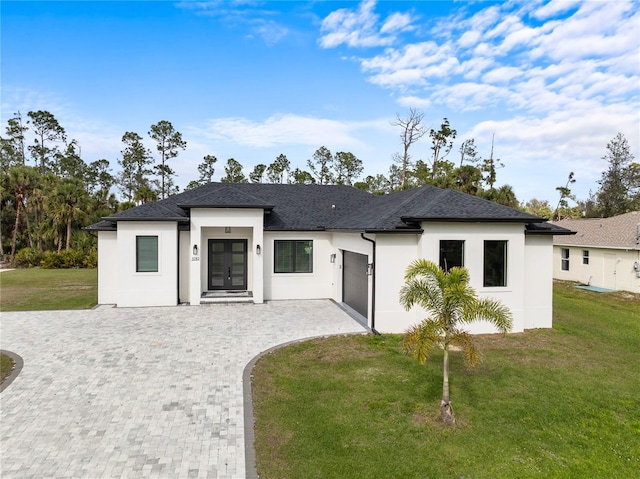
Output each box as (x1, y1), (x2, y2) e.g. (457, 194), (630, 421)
(481, 133), (504, 190)
(48, 177), (88, 251)
(249, 163), (267, 183)
(391, 108), (426, 189)
(27, 110), (66, 175)
(148, 120), (186, 199)
(186, 154), (218, 190)
(0, 111), (28, 169)
(7, 165), (39, 260)
(118, 132), (153, 202)
(334, 151), (363, 186)
(428, 118), (457, 180)
(55, 140), (86, 179)
(400, 260), (512, 425)
(523, 198), (553, 219)
(553, 172), (576, 220)
(353, 174), (389, 195)
(221, 158), (248, 183)
(307, 146), (334, 185)
(266, 154), (290, 183)
(288, 168), (316, 185)
(458, 138), (479, 168)
(596, 133), (638, 217)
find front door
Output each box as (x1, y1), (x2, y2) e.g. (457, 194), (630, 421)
(208, 239), (247, 290)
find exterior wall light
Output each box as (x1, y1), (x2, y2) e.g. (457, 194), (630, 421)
(193, 245), (198, 256)
(225, 227), (231, 233)
(367, 263), (374, 276)
(330, 253), (336, 263)
(256, 244), (261, 255)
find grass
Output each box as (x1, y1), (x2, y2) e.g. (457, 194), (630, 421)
(0, 353), (16, 384)
(0, 268), (97, 311)
(252, 282), (640, 479)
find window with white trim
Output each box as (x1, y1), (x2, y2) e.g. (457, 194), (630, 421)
(561, 248), (570, 271)
(582, 250), (589, 265)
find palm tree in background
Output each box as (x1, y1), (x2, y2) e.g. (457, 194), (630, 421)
(399, 260), (512, 425)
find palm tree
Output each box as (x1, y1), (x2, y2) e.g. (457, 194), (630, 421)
(399, 260), (513, 425)
(48, 178), (88, 251)
(7, 165), (38, 261)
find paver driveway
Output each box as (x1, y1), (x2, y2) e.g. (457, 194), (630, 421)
(0, 301), (367, 478)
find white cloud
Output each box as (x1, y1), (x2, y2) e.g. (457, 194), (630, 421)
(319, 0), (415, 48)
(194, 114), (389, 149)
(532, 0), (581, 20)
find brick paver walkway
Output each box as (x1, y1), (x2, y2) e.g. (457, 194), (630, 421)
(0, 301), (367, 478)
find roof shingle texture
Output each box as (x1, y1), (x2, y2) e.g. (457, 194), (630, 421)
(89, 182), (546, 232)
(552, 211), (640, 249)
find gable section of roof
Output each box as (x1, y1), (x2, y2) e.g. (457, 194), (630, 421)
(552, 211), (640, 249)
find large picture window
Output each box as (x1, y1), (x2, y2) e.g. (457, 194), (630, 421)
(483, 240), (507, 287)
(274, 240), (313, 273)
(439, 240), (464, 272)
(136, 235), (158, 272)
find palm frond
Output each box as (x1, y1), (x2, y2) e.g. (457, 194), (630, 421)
(403, 319), (441, 365)
(464, 298), (513, 334)
(450, 330), (481, 368)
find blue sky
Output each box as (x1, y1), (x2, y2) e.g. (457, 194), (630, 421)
(2, 0), (639, 204)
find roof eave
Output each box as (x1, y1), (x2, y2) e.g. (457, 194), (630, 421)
(178, 204), (274, 211)
(403, 216), (543, 223)
(104, 216), (189, 223)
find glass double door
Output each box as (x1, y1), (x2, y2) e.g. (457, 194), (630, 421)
(208, 239), (247, 290)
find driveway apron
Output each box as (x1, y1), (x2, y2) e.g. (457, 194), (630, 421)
(0, 300), (367, 478)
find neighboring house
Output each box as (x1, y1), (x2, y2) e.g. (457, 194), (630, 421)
(87, 183), (572, 334)
(552, 211), (640, 293)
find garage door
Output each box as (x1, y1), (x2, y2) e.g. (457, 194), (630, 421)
(342, 251), (369, 319)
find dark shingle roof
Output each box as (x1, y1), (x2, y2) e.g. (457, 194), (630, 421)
(87, 182), (554, 233)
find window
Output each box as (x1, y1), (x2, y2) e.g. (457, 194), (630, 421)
(136, 236), (158, 272)
(484, 240), (507, 287)
(561, 248), (570, 271)
(583, 250), (589, 265)
(274, 240), (313, 273)
(439, 240), (464, 272)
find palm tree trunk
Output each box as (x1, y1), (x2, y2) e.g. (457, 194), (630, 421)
(66, 217), (72, 250)
(10, 201), (22, 261)
(441, 346), (455, 425)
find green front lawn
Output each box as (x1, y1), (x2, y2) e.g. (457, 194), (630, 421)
(0, 353), (15, 384)
(0, 268), (97, 311)
(252, 283), (640, 478)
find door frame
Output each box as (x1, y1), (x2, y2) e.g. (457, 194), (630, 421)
(207, 239), (248, 290)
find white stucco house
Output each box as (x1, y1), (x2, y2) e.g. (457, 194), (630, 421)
(552, 211), (640, 293)
(87, 183), (573, 334)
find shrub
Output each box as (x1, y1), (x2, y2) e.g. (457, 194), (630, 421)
(83, 250), (98, 268)
(41, 251), (63, 269)
(13, 247), (43, 268)
(59, 249), (85, 268)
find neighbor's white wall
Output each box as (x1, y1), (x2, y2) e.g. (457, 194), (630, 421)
(524, 235), (553, 329)
(189, 209), (264, 305)
(553, 245), (640, 293)
(264, 231), (333, 300)
(116, 222), (178, 307)
(97, 231), (118, 304)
